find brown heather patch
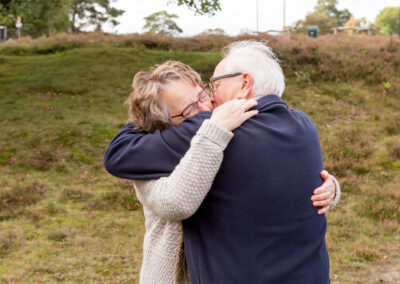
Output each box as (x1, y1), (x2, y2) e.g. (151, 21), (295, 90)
(383, 114), (400, 135)
(0, 232), (21, 257)
(389, 142), (400, 160)
(363, 176), (400, 223)
(84, 189), (140, 212)
(0, 181), (47, 220)
(322, 127), (376, 179)
(47, 230), (69, 242)
(25, 149), (58, 171)
(1, 32), (399, 93)
(355, 246), (380, 261)
(382, 219), (399, 233)
(58, 188), (93, 203)
(1, 32), (398, 54)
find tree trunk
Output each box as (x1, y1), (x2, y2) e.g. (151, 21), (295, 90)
(71, 4), (77, 33)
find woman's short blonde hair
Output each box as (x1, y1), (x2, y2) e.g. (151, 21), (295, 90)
(125, 61), (202, 133)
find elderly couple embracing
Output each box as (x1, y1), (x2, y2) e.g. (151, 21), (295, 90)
(104, 40), (341, 284)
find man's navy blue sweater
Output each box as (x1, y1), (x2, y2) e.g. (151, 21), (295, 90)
(104, 95), (329, 283)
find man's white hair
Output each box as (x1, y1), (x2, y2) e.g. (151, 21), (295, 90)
(222, 40), (285, 97)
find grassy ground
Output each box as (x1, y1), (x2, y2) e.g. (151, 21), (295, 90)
(0, 46), (399, 283)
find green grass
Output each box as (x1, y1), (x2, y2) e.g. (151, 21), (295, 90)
(0, 46), (399, 283)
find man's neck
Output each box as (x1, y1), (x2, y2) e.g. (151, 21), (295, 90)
(252, 94), (267, 101)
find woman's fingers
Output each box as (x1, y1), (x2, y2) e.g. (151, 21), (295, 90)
(312, 171), (335, 211)
(240, 100), (258, 121)
(312, 190), (333, 202)
(242, 99), (258, 111)
(313, 176), (334, 196)
(313, 198), (332, 207)
(318, 206), (330, 215)
(320, 170), (330, 180)
(210, 99), (258, 131)
(243, 110), (259, 120)
(312, 184), (331, 197)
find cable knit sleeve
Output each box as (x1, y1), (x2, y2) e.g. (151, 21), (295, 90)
(134, 119), (233, 221)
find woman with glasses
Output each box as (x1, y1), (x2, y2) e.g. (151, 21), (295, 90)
(105, 60), (339, 284)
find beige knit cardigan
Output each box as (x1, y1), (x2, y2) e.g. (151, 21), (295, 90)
(133, 119), (341, 284)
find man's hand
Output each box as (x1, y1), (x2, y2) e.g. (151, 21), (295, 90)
(311, 170), (336, 215)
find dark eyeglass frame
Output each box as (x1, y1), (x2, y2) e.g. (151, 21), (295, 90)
(170, 85), (211, 119)
(208, 72), (243, 93)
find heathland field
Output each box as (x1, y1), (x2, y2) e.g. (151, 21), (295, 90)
(0, 33), (399, 283)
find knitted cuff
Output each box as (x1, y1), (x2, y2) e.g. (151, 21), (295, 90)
(329, 175), (341, 210)
(196, 119), (234, 150)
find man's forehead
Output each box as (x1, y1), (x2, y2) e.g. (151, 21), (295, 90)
(213, 58), (228, 77)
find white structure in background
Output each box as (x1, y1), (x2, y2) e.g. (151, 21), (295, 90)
(16, 16), (22, 39)
(331, 26), (377, 37)
(0, 26), (7, 41)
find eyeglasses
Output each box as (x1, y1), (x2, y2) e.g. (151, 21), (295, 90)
(208, 72), (243, 94)
(171, 85), (212, 119)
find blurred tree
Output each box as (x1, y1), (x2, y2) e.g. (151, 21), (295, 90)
(169, 0), (221, 16)
(0, 0), (17, 29)
(376, 7), (400, 35)
(294, 13), (337, 35)
(0, 0), (124, 37)
(345, 18), (364, 28)
(314, 0), (352, 27)
(143, 11), (183, 36)
(199, 28), (226, 35)
(0, 0), (69, 37)
(69, 0), (124, 33)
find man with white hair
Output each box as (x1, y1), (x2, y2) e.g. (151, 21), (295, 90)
(105, 40), (333, 283)
(187, 40), (329, 283)
(211, 40), (285, 104)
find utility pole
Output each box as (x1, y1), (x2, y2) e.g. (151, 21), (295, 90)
(256, 0), (259, 33)
(283, 0), (286, 31)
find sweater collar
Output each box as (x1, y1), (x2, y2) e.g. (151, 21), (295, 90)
(253, 94), (288, 112)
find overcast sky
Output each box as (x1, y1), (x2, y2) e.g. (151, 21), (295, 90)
(105, 0), (400, 36)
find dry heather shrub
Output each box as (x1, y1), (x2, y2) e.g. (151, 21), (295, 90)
(389, 142), (400, 160)
(58, 188), (93, 203)
(322, 128), (376, 178)
(383, 219), (399, 232)
(0, 232), (20, 257)
(0, 181), (47, 220)
(1, 33), (399, 91)
(363, 176), (400, 223)
(47, 230), (69, 242)
(0, 32), (270, 52)
(26, 149), (58, 171)
(85, 190), (140, 211)
(354, 246), (380, 261)
(383, 114), (400, 135)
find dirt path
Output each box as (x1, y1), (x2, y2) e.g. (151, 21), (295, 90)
(332, 258), (400, 283)
(370, 259), (400, 283)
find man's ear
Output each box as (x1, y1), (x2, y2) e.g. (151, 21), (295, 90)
(237, 72), (253, 99)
